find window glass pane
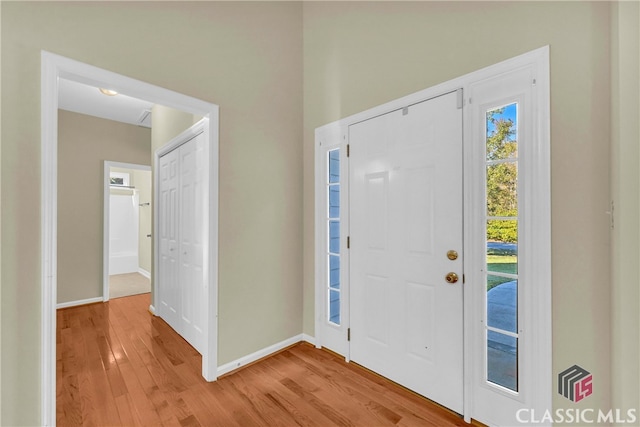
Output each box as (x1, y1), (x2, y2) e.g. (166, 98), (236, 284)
(329, 255), (340, 289)
(329, 185), (340, 218)
(487, 278), (517, 333)
(329, 289), (340, 324)
(487, 163), (518, 216)
(487, 239), (518, 275)
(329, 220), (340, 253)
(487, 331), (518, 391)
(486, 103), (518, 161)
(487, 220), (518, 252)
(486, 104), (519, 393)
(327, 148), (341, 326)
(329, 150), (340, 183)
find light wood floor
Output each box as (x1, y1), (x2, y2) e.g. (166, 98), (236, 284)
(57, 294), (470, 426)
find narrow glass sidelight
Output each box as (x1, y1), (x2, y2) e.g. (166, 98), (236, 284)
(328, 149), (341, 325)
(485, 103), (519, 392)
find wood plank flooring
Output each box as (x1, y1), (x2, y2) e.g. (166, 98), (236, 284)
(57, 294), (470, 426)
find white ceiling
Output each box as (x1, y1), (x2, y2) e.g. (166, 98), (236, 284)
(58, 78), (154, 128)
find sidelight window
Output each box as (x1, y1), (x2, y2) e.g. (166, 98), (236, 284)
(327, 149), (341, 325)
(485, 103), (519, 392)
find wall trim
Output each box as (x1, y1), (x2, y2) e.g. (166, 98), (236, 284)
(302, 334), (316, 346)
(217, 335), (305, 377)
(138, 268), (151, 279)
(56, 297), (103, 310)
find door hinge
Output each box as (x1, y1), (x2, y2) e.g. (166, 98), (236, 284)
(347, 328), (351, 341)
(347, 144), (350, 157)
(607, 200), (614, 229)
(347, 236), (350, 249)
(456, 88), (464, 109)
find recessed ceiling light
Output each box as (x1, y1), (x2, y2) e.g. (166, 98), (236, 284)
(99, 88), (118, 96)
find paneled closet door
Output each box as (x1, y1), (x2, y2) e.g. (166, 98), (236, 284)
(178, 134), (206, 354)
(158, 131), (206, 355)
(158, 148), (181, 333)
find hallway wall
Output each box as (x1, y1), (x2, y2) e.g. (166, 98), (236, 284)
(57, 111), (150, 304)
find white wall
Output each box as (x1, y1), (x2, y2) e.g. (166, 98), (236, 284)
(109, 188), (139, 275)
(133, 169), (152, 275)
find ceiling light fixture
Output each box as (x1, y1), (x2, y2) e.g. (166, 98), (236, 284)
(99, 88), (118, 96)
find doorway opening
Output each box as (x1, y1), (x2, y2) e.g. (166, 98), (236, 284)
(103, 161), (152, 301)
(41, 51), (219, 426)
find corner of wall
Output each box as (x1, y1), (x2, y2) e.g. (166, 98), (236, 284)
(0, 0), (3, 419)
(610, 0), (640, 419)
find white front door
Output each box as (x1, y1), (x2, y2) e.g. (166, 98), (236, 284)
(349, 91), (464, 413)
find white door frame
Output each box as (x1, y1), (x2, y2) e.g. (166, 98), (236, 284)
(103, 161), (151, 302)
(41, 51), (219, 426)
(314, 46), (550, 424)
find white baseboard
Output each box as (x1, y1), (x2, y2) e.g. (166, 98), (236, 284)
(148, 304), (156, 315)
(57, 296), (103, 309)
(302, 333), (316, 346)
(138, 268), (151, 279)
(217, 334), (305, 377)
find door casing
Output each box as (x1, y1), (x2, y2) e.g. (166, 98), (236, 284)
(314, 46), (551, 425)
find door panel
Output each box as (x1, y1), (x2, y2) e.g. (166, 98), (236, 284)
(158, 130), (206, 355)
(159, 149), (180, 332)
(350, 91), (463, 413)
(179, 134), (206, 354)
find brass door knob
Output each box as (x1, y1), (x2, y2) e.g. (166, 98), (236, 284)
(447, 250), (458, 261)
(445, 272), (459, 284)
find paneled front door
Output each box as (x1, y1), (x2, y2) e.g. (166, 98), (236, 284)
(349, 91), (464, 413)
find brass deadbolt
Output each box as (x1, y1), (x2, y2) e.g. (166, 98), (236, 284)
(447, 250), (458, 261)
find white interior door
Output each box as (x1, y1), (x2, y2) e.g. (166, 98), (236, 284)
(349, 91), (464, 413)
(178, 134), (206, 354)
(159, 148), (181, 331)
(158, 130), (206, 354)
